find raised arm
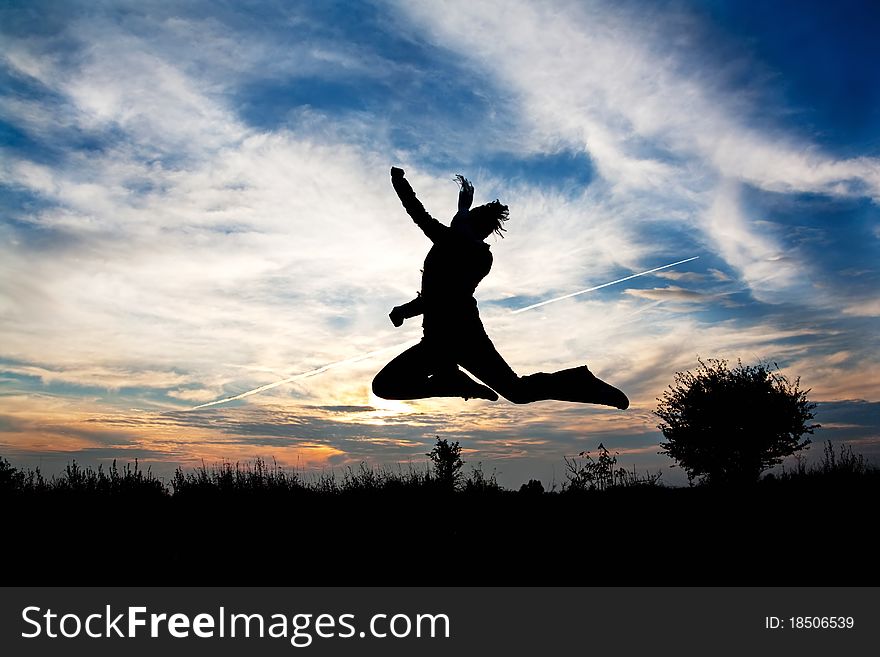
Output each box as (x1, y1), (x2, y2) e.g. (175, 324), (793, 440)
(455, 174), (473, 213)
(390, 167), (446, 242)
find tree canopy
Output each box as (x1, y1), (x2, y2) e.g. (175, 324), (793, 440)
(655, 358), (819, 485)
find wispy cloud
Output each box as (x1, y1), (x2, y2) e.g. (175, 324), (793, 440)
(1, 0), (877, 484)
(391, 0), (880, 296)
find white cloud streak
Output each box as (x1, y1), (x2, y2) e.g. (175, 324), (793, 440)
(511, 256), (699, 313)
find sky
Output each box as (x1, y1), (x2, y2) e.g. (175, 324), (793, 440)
(1, 0), (878, 487)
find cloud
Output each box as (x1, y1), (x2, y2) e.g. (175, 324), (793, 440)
(1, 1), (877, 484)
(625, 287), (745, 310)
(390, 0), (880, 299)
(842, 298), (880, 318)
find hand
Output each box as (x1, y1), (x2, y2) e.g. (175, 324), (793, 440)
(455, 174), (473, 211)
(389, 306), (405, 327)
(391, 166), (405, 179)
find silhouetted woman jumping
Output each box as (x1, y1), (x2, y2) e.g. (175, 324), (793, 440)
(372, 166), (629, 409)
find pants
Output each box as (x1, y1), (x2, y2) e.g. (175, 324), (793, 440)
(372, 328), (583, 405)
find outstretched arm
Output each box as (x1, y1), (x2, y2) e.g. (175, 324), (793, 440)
(390, 167), (446, 242)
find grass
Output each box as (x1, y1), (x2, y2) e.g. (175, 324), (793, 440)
(776, 440), (875, 480)
(1, 457), (166, 498)
(2, 440), (877, 586)
(5, 440), (871, 499)
(0, 457), (501, 498)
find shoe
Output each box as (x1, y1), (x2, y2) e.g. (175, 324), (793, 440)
(589, 372), (629, 410)
(550, 366), (629, 409)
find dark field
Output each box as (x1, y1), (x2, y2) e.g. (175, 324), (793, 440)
(3, 445), (877, 586)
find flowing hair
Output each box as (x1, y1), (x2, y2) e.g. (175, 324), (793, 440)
(471, 199), (510, 238)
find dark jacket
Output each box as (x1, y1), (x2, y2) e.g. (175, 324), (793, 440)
(391, 173), (491, 334)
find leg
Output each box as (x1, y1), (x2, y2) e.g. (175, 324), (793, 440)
(372, 340), (497, 401)
(371, 341), (434, 400)
(456, 334), (534, 404)
(459, 332), (629, 408)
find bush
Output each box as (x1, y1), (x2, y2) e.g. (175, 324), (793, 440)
(463, 462), (502, 494)
(519, 479), (545, 495)
(655, 358), (819, 485)
(426, 437), (464, 489)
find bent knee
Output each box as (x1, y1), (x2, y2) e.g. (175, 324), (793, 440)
(371, 375), (390, 399)
(371, 372), (400, 400)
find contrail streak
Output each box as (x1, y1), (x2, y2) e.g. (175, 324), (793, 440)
(192, 256), (699, 409)
(190, 338), (419, 410)
(509, 256), (700, 314)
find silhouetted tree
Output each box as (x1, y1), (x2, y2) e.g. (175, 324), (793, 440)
(655, 358), (819, 485)
(427, 437), (464, 489)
